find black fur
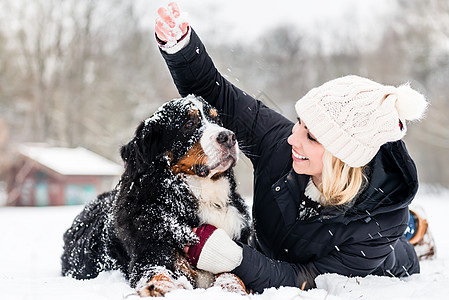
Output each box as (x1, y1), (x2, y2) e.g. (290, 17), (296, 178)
(61, 96), (251, 288)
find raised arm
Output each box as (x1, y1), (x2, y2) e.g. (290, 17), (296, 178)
(155, 3), (293, 170)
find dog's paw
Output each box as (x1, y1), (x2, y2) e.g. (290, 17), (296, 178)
(213, 273), (247, 295)
(137, 273), (176, 297)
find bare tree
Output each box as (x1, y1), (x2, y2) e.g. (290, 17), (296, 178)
(390, 0), (449, 186)
(0, 0), (178, 162)
(1, 0), (448, 188)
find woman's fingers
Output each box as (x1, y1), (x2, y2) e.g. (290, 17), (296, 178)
(168, 2), (180, 18)
(158, 7), (175, 28)
(155, 2), (188, 42)
(170, 2), (188, 35)
(155, 18), (169, 41)
(179, 21), (188, 35)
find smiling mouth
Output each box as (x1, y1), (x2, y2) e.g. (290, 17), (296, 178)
(292, 150), (309, 160)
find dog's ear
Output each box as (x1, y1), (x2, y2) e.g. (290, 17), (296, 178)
(120, 120), (161, 178)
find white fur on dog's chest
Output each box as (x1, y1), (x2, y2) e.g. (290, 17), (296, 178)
(184, 175), (245, 240)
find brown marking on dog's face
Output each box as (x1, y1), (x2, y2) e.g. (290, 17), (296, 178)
(209, 108), (218, 119)
(170, 142), (209, 176)
(188, 108), (200, 120)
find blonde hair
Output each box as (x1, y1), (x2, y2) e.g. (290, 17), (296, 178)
(318, 150), (366, 206)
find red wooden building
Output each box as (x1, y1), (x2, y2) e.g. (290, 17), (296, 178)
(6, 144), (122, 206)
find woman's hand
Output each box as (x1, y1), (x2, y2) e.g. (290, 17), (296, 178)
(184, 225), (215, 266)
(184, 224), (243, 274)
(155, 2), (189, 43)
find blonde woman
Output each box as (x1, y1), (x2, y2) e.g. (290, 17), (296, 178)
(155, 3), (433, 292)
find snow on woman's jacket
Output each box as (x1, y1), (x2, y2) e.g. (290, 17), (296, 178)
(159, 28), (420, 292)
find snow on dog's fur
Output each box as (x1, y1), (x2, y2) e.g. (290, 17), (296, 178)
(61, 95), (252, 296)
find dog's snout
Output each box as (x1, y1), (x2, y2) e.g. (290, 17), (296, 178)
(217, 131), (236, 148)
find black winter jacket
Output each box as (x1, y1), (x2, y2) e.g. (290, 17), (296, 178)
(159, 28), (420, 293)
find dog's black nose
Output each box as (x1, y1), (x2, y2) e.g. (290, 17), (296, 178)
(217, 131), (236, 148)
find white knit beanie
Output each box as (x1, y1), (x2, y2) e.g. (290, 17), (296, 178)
(295, 75), (428, 167)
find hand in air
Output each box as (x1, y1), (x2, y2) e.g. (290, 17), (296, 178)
(155, 2), (189, 43)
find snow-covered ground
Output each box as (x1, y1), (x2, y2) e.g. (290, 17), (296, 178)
(1, 187), (448, 300)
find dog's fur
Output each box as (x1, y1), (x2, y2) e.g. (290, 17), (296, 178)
(61, 95), (251, 294)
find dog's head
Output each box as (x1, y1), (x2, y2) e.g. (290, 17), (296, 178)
(120, 95), (239, 180)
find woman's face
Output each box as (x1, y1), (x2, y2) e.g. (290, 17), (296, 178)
(287, 118), (325, 185)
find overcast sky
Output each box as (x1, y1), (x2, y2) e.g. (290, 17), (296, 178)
(137, 0), (393, 43)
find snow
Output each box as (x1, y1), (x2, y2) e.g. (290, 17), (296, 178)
(18, 144), (122, 176)
(1, 188), (449, 300)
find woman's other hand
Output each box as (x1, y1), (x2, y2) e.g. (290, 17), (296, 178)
(184, 224), (243, 274)
(155, 2), (188, 43)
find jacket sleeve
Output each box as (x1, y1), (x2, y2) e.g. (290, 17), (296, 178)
(232, 243), (320, 293)
(159, 28), (294, 168)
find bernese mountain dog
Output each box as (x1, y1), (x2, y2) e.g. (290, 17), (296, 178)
(61, 95), (252, 296)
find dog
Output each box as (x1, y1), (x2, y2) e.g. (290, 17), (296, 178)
(61, 95), (252, 296)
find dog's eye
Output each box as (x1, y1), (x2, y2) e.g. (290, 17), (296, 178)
(185, 120), (195, 129)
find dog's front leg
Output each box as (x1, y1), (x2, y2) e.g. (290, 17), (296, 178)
(136, 268), (196, 297)
(129, 251), (189, 297)
(137, 272), (177, 297)
(213, 273), (248, 295)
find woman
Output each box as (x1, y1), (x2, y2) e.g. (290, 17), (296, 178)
(155, 3), (432, 292)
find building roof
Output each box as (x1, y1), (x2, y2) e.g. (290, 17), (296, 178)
(19, 144), (123, 176)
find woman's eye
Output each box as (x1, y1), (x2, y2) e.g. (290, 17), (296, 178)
(307, 133), (317, 142)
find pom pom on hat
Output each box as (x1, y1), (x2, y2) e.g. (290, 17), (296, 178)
(395, 83), (428, 121)
(295, 75), (428, 167)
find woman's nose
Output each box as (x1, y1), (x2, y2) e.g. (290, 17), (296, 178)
(287, 123), (299, 146)
(287, 133), (294, 145)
